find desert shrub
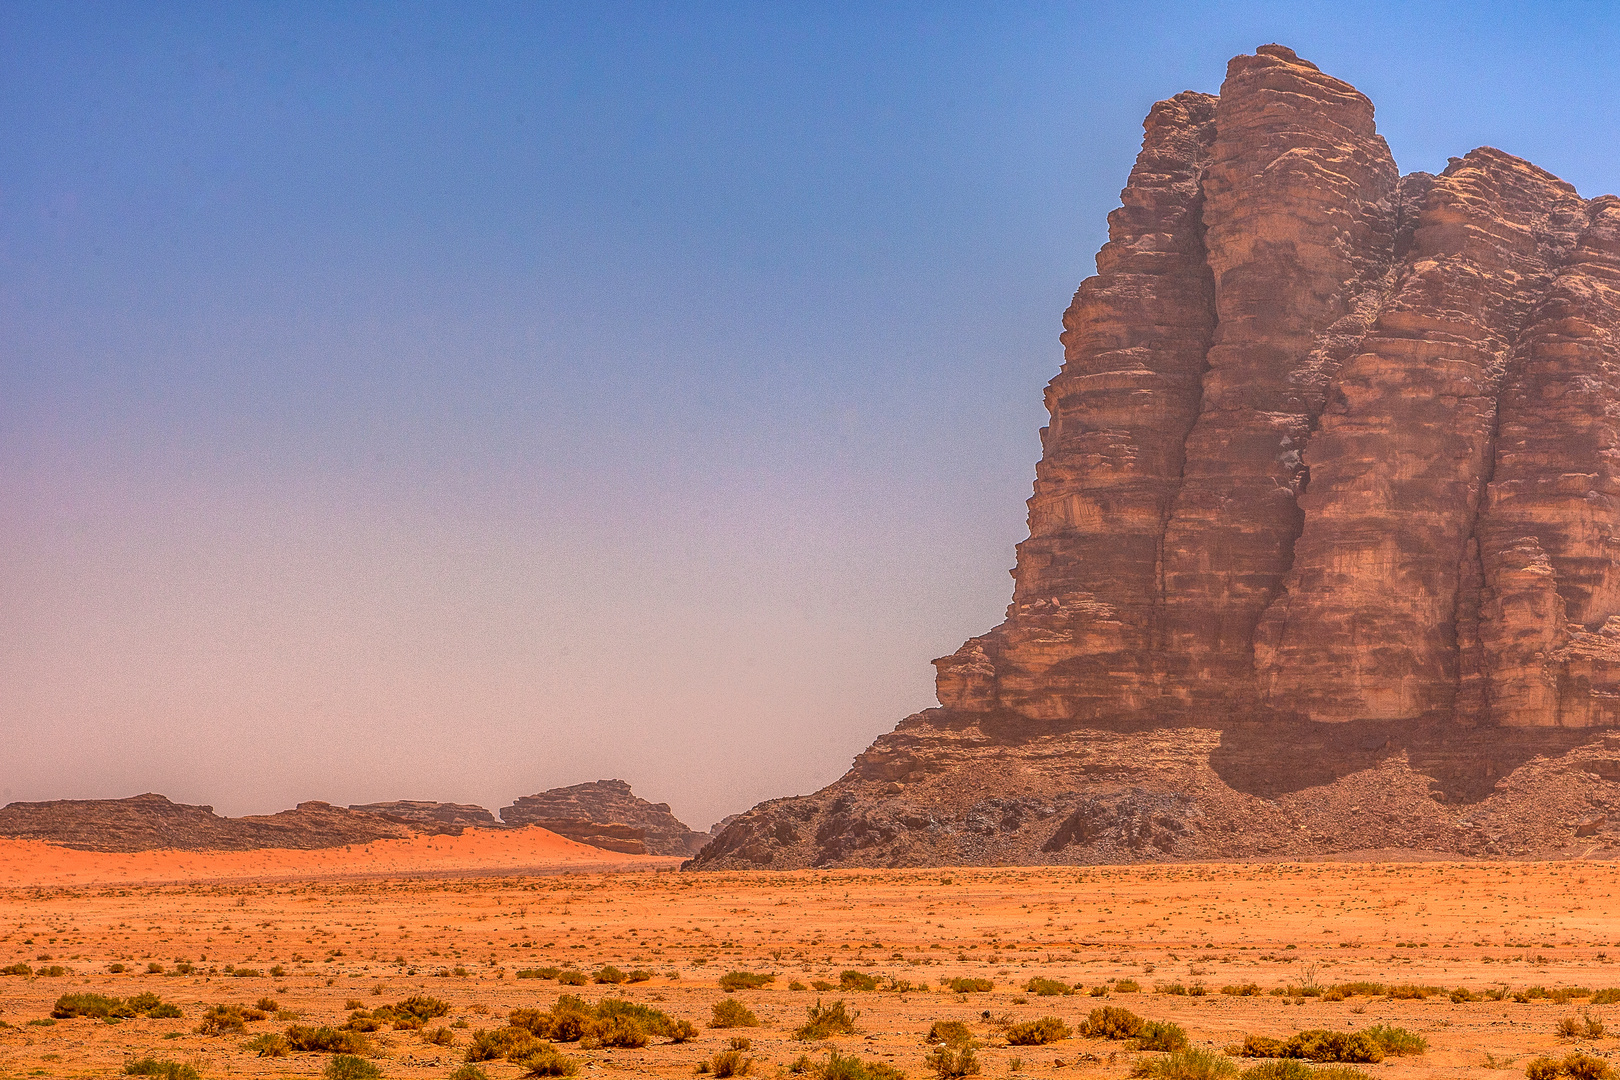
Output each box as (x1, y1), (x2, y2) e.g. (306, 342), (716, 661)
(393, 995), (450, 1025)
(1451, 987), (1479, 1003)
(467, 1026), (544, 1061)
(252, 996), (277, 1012)
(1311, 1071), (1374, 1080)
(1359, 1025), (1426, 1056)
(1590, 989), (1620, 1005)
(813, 1050), (908, 1080)
(927, 1020), (974, 1047)
(1235, 1037), (1288, 1058)
(423, 1026), (455, 1045)
(1129, 1048), (1238, 1080)
(1553, 988), (1593, 1005)
(841, 971), (880, 991)
(1137, 1021), (1190, 1053)
(812, 980), (837, 991)
(110, 963), (128, 973)
(449, 1068), (489, 1080)
(712, 998), (761, 1028)
(1222, 984), (1262, 997)
(517, 968), (556, 980)
(927, 1044), (981, 1080)
(37, 965), (67, 977)
(1116, 979), (1142, 993)
(1384, 984), (1431, 1001)
(1006, 1017), (1069, 1046)
(1, 962), (32, 977)
(946, 978), (992, 994)
(346, 1010), (386, 1032)
(1526, 1053), (1616, 1080)
(626, 969), (654, 982)
(55, 992), (133, 1019)
(1329, 983), (1384, 998)
(1283, 1031), (1383, 1064)
(285, 1025), (372, 1054)
(1160, 984), (1189, 996)
(721, 971), (776, 991)
(344, 999), (365, 1010)
(790, 981), (809, 991)
(557, 970), (588, 986)
(595, 965), (627, 984)
(325, 1055), (383, 1080)
(670, 1019), (699, 1042)
(244, 1032), (290, 1057)
(1024, 978), (1070, 997)
(231, 968), (263, 978)
(1236, 1062), (1313, 1080)
(122, 1059), (200, 1080)
(1080, 1006), (1143, 1040)
(797, 999), (860, 1040)
(518, 1045), (581, 1077)
(583, 1013), (649, 1048)
(709, 1050), (755, 1077)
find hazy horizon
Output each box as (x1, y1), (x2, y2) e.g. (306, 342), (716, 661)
(6, 1), (1620, 832)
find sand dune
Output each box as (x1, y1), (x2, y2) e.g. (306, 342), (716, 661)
(0, 824), (682, 886)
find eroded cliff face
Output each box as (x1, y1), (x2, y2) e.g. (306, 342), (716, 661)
(937, 45), (1620, 730)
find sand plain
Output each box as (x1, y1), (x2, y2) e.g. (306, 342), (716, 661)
(2, 858), (1619, 1078)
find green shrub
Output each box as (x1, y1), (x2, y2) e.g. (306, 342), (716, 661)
(1137, 1020), (1190, 1053)
(1361, 1025), (1426, 1056)
(796, 999), (860, 1040)
(1080, 1006), (1142, 1040)
(325, 1055), (383, 1080)
(122, 1060), (200, 1080)
(244, 1033), (290, 1057)
(1006, 1017), (1069, 1046)
(595, 965), (627, 984)
(518, 1045), (581, 1078)
(1526, 1053), (1615, 1080)
(712, 998), (761, 1028)
(926, 1020), (974, 1047)
(54, 992), (133, 1019)
(927, 1044), (980, 1080)
(841, 971), (880, 991)
(721, 971), (776, 991)
(1129, 1049), (1238, 1080)
(285, 1025), (372, 1054)
(1024, 977), (1069, 996)
(947, 978), (992, 994)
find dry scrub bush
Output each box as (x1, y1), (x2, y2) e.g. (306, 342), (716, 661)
(122, 1060), (200, 1080)
(284, 1025), (372, 1054)
(812, 1050), (908, 1080)
(1222, 985), (1262, 997)
(1024, 978), (1070, 997)
(721, 971), (776, 991)
(841, 971), (880, 991)
(1006, 1018), (1070, 1046)
(1556, 1013), (1606, 1039)
(926, 1020), (974, 1047)
(517, 1046), (581, 1078)
(1129, 1049), (1237, 1080)
(947, 979), (993, 994)
(927, 1044), (980, 1080)
(1079, 1007), (1142, 1040)
(796, 999), (860, 1040)
(711, 999), (761, 1028)
(325, 1056), (382, 1080)
(1136, 1020), (1190, 1053)
(244, 1033), (289, 1057)
(1525, 1053), (1614, 1080)
(1115, 980), (1142, 993)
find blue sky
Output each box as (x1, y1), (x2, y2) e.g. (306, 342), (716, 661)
(3, 1), (1617, 828)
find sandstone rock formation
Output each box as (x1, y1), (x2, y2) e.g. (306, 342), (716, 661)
(348, 800), (501, 832)
(0, 793), (417, 852)
(689, 46), (1620, 869)
(499, 780), (708, 856)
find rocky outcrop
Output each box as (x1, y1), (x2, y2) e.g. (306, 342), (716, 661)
(348, 800), (500, 832)
(0, 793), (417, 852)
(499, 780), (707, 856)
(692, 45), (1620, 869)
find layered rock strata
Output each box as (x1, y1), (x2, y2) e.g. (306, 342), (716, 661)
(0, 794), (417, 852)
(499, 779), (708, 856)
(693, 46), (1620, 869)
(934, 45), (1620, 730)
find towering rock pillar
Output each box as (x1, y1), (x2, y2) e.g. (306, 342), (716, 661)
(1156, 46), (1400, 710)
(934, 91), (1218, 719)
(1476, 196), (1620, 726)
(1255, 151), (1589, 721)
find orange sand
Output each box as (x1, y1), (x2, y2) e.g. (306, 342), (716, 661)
(0, 826), (683, 887)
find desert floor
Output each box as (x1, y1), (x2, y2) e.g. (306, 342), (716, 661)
(3, 858), (1620, 1078)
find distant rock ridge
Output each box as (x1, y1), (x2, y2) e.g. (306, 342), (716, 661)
(0, 781), (704, 855)
(500, 779), (709, 856)
(687, 45), (1620, 870)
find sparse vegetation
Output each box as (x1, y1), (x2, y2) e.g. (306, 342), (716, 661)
(1232, 1031), (1384, 1064)
(926, 1020), (974, 1047)
(1079, 1006), (1143, 1040)
(1024, 977), (1070, 996)
(721, 971), (776, 991)
(1115, 979), (1142, 993)
(947, 978), (993, 994)
(927, 1044), (981, 1080)
(1136, 1020), (1190, 1053)
(1006, 1017), (1070, 1046)
(712, 998), (761, 1028)
(841, 970), (880, 991)
(1129, 1048), (1238, 1080)
(1557, 1013), (1606, 1039)
(284, 1025), (373, 1054)
(517, 1046), (581, 1078)
(244, 1032), (290, 1057)
(325, 1054), (383, 1080)
(797, 999), (860, 1040)
(1525, 1053), (1615, 1080)
(122, 1060), (200, 1080)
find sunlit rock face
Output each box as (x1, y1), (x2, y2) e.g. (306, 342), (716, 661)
(936, 45), (1620, 730)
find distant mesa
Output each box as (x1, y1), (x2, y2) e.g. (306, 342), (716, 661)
(499, 779), (710, 856)
(688, 44), (1620, 869)
(0, 780), (704, 856)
